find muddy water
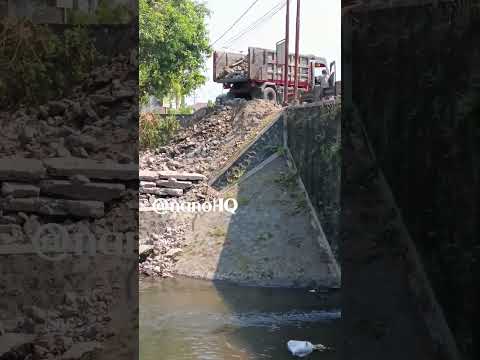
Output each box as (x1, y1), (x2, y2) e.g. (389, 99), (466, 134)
(140, 277), (340, 360)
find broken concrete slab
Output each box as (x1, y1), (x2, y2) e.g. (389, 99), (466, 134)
(156, 179), (193, 190)
(139, 181), (156, 188)
(157, 171), (207, 181)
(1, 182), (40, 198)
(0, 158), (46, 181)
(139, 170), (158, 181)
(165, 248), (183, 258)
(43, 157), (137, 180)
(2, 198), (104, 218)
(40, 180), (125, 202)
(140, 187), (183, 197)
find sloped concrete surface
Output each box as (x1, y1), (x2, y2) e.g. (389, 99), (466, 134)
(173, 155), (340, 288)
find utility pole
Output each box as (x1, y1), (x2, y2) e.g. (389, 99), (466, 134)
(294, 0), (301, 103)
(283, 0), (290, 106)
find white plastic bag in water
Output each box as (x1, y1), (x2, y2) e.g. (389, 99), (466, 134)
(287, 340), (314, 357)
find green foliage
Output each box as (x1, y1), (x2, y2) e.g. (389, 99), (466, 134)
(0, 19), (98, 108)
(140, 112), (180, 149)
(139, 0), (211, 102)
(207, 100), (215, 108)
(208, 227), (227, 237)
(169, 105), (194, 115)
(68, 0), (132, 24)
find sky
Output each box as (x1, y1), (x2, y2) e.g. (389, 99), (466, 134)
(187, 0), (341, 105)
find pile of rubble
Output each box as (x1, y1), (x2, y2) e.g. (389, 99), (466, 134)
(140, 99), (280, 205)
(139, 215), (190, 277)
(139, 99), (280, 278)
(0, 54), (138, 359)
(0, 54), (138, 162)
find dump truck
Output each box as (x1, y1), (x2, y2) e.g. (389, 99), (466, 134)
(213, 47), (337, 104)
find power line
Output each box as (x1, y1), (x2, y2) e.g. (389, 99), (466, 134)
(222, 0), (286, 47)
(211, 0), (261, 46)
(222, 1), (285, 46)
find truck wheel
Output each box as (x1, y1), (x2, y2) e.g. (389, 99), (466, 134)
(263, 87), (277, 103)
(215, 93), (233, 105)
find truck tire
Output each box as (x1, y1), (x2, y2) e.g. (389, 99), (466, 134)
(263, 87), (277, 103)
(215, 93), (233, 105)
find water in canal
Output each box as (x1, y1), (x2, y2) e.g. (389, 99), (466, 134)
(140, 277), (340, 360)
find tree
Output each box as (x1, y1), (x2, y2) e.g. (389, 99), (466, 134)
(139, 0), (211, 104)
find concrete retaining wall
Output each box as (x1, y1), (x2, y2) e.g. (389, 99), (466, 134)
(350, 5), (479, 358)
(285, 102), (341, 257)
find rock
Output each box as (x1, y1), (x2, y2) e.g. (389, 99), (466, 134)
(0, 158), (46, 181)
(140, 187), (183, 197)
(156, 178), (193, 190)
(71, 146), (89, 158)
(112, 88), (136, 99)
(89, 94), (115, 105)
(165, 248), (183, 258)
(65, 134), (99, 152)
(83, 101), (99, 120)
(40, 180), (125, 202)
(19, 127), (35, 144)
(139, 245), (154, 262)
(44, 157), (137, 181)
(2, 183), (40, 198)
(2, 198), (104, 218)
(24, 305), (47, 323)
(56, 144), (72, 157)
(61, 341), (102, 360)
(48, 100), (68, 115)
(158, 171), (207, 181)
(71, 101), (82, 117)
(70, 174), (90, 185)
(39, 105), (49, 119)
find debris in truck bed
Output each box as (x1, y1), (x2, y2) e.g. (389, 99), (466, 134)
(217, 56), (248, 81)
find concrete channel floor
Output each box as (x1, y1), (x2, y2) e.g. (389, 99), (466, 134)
(173, 155), (340, 288)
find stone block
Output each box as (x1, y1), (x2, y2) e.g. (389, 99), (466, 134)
(2, 183), (40, 198)
(2, 198), (104, 218)
(40, 180), (125, 202)
(0, 158), (46, 181)
(44, 158), (137, 180)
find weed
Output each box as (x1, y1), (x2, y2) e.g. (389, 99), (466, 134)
(273, 171), (298, 192)
(208, 227), (227, 237)
(237, 196), (250, 206)
(140, 113), (180, 149)
(257, 232), (273, 242)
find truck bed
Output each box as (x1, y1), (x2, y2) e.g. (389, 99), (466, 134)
(213, 47), (325, 85)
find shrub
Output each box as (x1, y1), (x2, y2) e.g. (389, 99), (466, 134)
(140, 112), (180, 149)
(0, 19), (98, 108)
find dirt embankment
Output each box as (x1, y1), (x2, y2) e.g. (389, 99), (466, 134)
(139, 99), (281, 277)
